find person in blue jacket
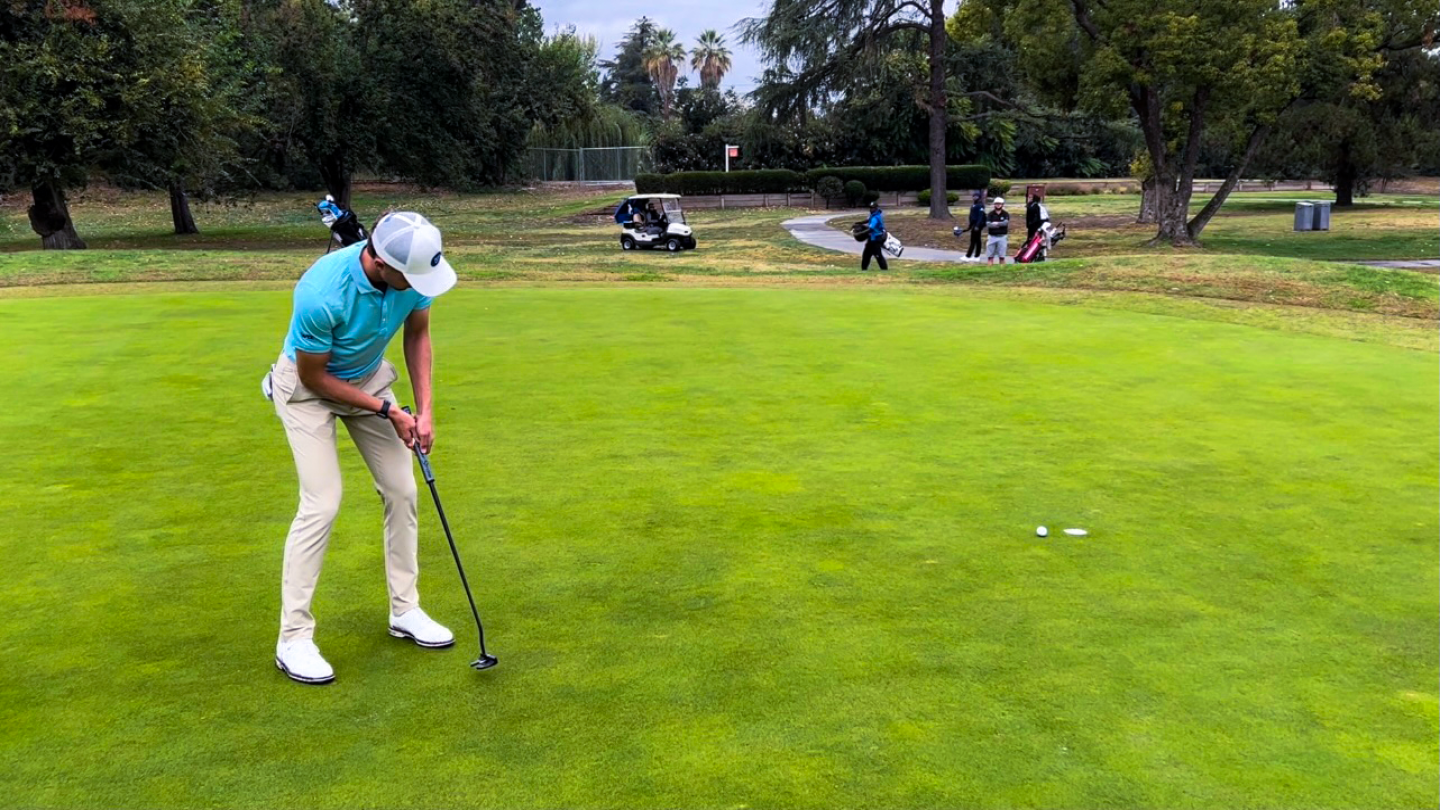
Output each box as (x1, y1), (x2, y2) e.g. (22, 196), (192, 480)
(861, 201), (888, 271)
(965, 194), (986, 258)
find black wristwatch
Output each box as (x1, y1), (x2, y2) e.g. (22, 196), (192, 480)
(376, 400), (392, 419)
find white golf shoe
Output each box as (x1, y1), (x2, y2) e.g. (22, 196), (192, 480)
(388, 607), (455, 648)
(275, 638), (335, 685)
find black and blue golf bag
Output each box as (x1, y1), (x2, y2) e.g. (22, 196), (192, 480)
(317, 196), (368, 250)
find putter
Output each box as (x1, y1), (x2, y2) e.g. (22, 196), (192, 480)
(404, 408), (498, 671)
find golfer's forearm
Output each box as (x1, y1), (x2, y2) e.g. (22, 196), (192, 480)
(303, 371), (387, 413)
(404, 333), (433, 414)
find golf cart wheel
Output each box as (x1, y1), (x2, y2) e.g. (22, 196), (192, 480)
(665, 238), (681, 252)
(620, 235), (636, 250)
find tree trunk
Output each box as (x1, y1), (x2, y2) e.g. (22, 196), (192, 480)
(1131, 85), (1196, 246)
(169, 181), (200, 235)
(1186, 123), (1273, 241)
(925, 0), (950, 220)
(1149, 175), (1196, 246)
(28, 181), (86, 250)
(1334, 141), (1356, 206)
(318, 154), (351, 210)
(1139, 87), (1208, 247)
(1138, 176), (1157, 224)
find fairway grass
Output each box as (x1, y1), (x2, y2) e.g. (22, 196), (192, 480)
(2, 288), (1436, 808)
(4, 188), (1436, 330)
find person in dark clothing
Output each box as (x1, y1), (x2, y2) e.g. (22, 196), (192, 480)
(647, 201), (669, 234)
(1026, 195), (1043, 244)
(966, 195), (986, 258)
(861, 201), (888, 271)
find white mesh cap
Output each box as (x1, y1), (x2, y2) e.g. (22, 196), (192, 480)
(370, 211), (457, 297)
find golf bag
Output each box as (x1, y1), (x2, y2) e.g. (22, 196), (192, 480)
(1014, 222), (1066, 264)
(317, 196), (368, 250)
(853, 222), (904, 256)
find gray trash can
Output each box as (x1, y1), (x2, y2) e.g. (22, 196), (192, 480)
(1312, 200), (1331, 231)
(1294, 202), (1314, 231)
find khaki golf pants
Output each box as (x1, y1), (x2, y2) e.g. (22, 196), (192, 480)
(271, 355), (419, 642)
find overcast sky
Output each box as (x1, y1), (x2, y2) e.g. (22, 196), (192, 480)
(529, 0), (772, 94)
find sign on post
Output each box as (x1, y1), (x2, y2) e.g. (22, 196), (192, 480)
(725, 144), (740, 172)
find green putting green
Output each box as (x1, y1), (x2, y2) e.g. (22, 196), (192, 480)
(2, 287), (1435, 808)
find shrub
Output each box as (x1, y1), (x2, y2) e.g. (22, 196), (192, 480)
(843, 180), (867, 206)
(803, 164), (990, 192)
(635, 173), (666, 194)
(988, 180), (1012, 197)
(863, 189), (882, 204)
(816, 175), (844, 201)
(917, 189), (960, 206)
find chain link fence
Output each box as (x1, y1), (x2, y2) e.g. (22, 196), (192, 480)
(525, 147), (654, 182)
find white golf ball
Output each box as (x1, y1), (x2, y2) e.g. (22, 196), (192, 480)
(1064, 528), (1088, 537)
(1036, 526), (1048, 537)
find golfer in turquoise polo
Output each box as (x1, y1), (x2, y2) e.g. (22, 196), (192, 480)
(268, 211), (458, 684)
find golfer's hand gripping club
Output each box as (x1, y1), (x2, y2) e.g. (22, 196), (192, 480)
(402, 407), (435, 484)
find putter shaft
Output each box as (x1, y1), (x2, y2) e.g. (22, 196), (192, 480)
(403, 408), (496, 668)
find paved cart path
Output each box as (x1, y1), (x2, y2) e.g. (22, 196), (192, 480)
(782, 212), (980, 264)
(782, 213), (1439, 270)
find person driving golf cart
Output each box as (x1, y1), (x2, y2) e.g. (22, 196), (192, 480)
(616, 194), (696, 252)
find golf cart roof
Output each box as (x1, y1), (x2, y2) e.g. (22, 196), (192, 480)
(627, 194), (683, 201)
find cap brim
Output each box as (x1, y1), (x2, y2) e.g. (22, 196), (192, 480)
(405, 256), (457, 297)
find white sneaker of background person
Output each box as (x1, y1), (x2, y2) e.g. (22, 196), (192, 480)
(275, 638), (335, 685)
(389, 607), (455, 648)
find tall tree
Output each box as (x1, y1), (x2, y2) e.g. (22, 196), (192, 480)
(527, 27), (602, 133)
(351, 0), (534, 188)
(643, 28), (687, 118)
(0, 0), (215, 248)
(109, 0), (254, 235)
(745, 0), (957, 220)
(599, 17), (659, 115)
(241, 0), (369, 209)
(690, 29), (733, 90)
(1004, 0), (1433, 246)
(1256, 17), (1439, 205)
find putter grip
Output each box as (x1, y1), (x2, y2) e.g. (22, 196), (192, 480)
(401, 407), (436, 484)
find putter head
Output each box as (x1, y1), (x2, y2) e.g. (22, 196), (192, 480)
(471, 654), (498, 671)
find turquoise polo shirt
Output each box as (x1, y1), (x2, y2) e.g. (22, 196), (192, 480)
(282, 242), (433, 380)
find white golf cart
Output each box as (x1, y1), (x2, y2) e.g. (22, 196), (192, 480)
(616, 194), (696, 252)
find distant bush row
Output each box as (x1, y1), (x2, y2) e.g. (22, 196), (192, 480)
(634, 164), (992, 196)
(803, 165), (991, 192)
(634, 170), (807, 195)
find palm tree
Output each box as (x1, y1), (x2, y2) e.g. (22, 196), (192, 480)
(690, 29), (733, 91)
(642, 28), (687, 117)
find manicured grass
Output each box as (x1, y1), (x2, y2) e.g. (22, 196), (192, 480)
(3, 190), (1436, 325)
(1, 288), (1436, 808)
(913, 254), (1438, 319)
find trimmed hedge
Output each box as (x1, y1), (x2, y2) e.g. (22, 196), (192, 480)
(802, 165), (990, 192)
(917, 189), (960, 206)
(634, 169), (807, 195)
(634, 165), (991, 195)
